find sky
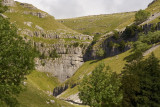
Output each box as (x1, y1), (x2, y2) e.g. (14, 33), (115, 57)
(15, 0), (153, 19)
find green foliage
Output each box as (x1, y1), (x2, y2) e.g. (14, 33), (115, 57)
(108, 41), (114, 49)
(79, 63), (122, 107)
(39, 52), (46, 59)
(0, 0), (7, 13)
(83, 32), (90, 35)
(119, 40), (126, 52)
(135, 9), (150, 24)
(73, 42), (79, 47)
(93, 33), (101, 44)
(0, 16), (36, 107)
(112, 30), (119, 40)
(127, 31), (160, 61)
(49, 49), (59, 59)
(96, 48), (105, 57)
(125, 31), (160, 62)
(122, 53), (160, 106)
(122, 24), (142, 39)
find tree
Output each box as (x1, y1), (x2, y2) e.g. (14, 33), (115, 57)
(122, 53), (160, 106)
(0, 2), (36, 106)
(119, 40), (126, 52)
(79, 63), (122, 107)
(112, 30), (119, 40)
(135, 10), (150, 24)
(96, 48), (105, 58)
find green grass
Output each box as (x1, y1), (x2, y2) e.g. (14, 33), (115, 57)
(57, 12), (135, 35)
(60, 44), (160, 99)
(27, 70), (60, 92)
(146, 0), (160, 14)
(58, 50), (131, 100)
(5, 2), (79, 36)
(66, 50), (130, 84)
(1, 71), (75, 107)
(59, 86), (79, 98)
(146, 45), (160, 59)
(17, 81), (74, 107)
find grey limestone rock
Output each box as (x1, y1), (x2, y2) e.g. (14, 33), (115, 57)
(20, 3), (37, 10)
(2, 0), (15, 6)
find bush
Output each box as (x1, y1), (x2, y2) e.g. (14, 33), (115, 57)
(73, 42), (79, 47)
(108, 41), (114, 49)
(135, 9), (150, 24)
(96, 48), (105, 57)
(119, 40), (126, 52)
(49, 49), (59, 59)
(0, 6), (36, 106)
(122, 54), (160, 106)
(112, 30), (119, 40)
(79, 63), (122, 107)
(93, 33), (101, 44)
(122, 24), (142, 39)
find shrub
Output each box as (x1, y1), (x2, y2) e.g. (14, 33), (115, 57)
(79, 63), (122, 107)
(112, 30), (119, 40)
(73, 42), (79, 47)
(119, 40), (126, 52)
(49, 49), (59, 59)
(108, 41), (114, 49)
(122, 24), (142, 39)
(135, 9), (150, 24)
(96, 48), (105, 57)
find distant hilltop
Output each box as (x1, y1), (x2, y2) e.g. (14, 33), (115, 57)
(148, 0), (158, 7)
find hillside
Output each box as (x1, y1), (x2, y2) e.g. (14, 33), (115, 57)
(1, 0), (160, 106)
(2, 0), (92, 106)
(57, 12), (135, 35)
(3, 0), (94, 83)
(55, 0), (160, 103)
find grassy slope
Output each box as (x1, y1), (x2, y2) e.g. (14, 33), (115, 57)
(17, 71), (75, 107)
(5, 2), (74, 32)
(146, 0), (160, 24)
(59, 45), (160, 99)
(5, 2), (89, 45)
(59, 50), (131, 98)
(57, 12), (135, 35)
(146, 0), (160, 14)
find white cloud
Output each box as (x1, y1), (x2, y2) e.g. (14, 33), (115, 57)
(15, 0), (153, 19)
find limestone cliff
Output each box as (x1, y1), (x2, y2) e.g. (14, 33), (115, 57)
(3, 0), (93, 82)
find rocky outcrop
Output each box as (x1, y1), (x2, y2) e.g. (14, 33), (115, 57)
(84, 21), (160, 61)
(20, 26), (92, 82)
(2, 0), (15, 6)
(21, 29), (93, 40)
(23, 11), (48, 18)
(20, 3), (37, 10)
(35, 45), (85, 82)
(53, 85), (69, 96)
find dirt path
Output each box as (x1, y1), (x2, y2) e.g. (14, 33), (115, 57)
(143, 44), (160, 56)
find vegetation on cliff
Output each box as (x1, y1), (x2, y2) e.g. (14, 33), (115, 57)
(0, 2), (36, 106)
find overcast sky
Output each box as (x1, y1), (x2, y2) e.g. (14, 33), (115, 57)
(15, 0), (153, 19)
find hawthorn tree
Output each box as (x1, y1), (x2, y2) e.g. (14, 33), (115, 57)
(79, 63), (122, 107)
(0, 1), (36, 106)
(122, 53), (160, 106)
